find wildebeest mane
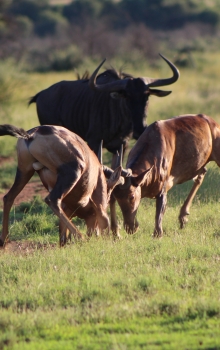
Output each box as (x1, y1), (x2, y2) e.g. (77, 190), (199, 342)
(77, 67), (134, 84)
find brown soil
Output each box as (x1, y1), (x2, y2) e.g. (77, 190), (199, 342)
(0, 180), (48, 208)
(3, 240), (57, 254)
(0, 156), (14, 166)
(0, 156), (48, 208)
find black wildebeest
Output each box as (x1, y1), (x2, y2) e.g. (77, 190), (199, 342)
(28, 55), (179, 159)
(112, 114), (220, 236)
(0, 124), (123, 247)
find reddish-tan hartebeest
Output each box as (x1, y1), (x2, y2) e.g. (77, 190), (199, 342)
(112, 114), (220, 237)
(0, 124), (123, 247)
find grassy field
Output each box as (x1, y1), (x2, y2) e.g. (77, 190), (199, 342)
(0, 52), (220, 349)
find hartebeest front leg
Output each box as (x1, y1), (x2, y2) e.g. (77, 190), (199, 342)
(179, 167), (207, 228)
(109, 151), (125, 239)
(0, 167), (35, 247)
(109, 196), (121, 238)
(153, 191), (167, 238)
(45, 196), (84, 242)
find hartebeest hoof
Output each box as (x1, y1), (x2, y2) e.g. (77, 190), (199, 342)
(113, 233), (122, 240)
(152, 230), (163, 238)
(179, 210), (189, 229)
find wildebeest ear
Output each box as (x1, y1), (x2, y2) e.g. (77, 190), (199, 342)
(107, 166), (124, 190)
(131, 166), (153, 187)
(149, 89), (172, 97)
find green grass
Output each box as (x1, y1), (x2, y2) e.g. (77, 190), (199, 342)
(0, 227), (219, 349)
(0, 164), (220, 349)
(1, 52), (220, 349)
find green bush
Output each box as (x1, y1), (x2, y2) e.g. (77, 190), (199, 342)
(27, 44), (82, 72)
(49, 46), (82, 72)
(0, 60), (26, 104)
(35, 10), (68, 37)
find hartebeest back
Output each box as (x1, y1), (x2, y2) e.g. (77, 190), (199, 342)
(112, 114), (220, 236)
(0, 124), (123, 247)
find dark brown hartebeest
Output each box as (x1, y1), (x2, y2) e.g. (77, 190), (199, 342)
(0, 124), (123, 247)
(112, 114), (220, 236)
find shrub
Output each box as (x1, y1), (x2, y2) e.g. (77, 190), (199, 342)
(0, 59), (26, 104)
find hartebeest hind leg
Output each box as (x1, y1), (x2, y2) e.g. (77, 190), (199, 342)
(44, 167), (84, 242)
(153, 190), (167, 238)
(0, 167), (35, 246)
(179, 167), (207, 228)
(58, 205), (74, 247)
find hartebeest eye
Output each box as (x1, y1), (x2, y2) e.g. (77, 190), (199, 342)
(129, 194), (135, 202)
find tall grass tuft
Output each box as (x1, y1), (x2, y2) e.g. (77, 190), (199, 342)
(0, 59), (27, 105)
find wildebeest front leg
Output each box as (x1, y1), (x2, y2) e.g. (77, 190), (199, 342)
(179, 167), (207, 228)
(0, 167), (35, 247)
(153, 191), (167, 238)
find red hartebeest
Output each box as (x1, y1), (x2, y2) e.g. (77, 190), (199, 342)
(112, 114), (220, 236)
(0, 124), (123, 247)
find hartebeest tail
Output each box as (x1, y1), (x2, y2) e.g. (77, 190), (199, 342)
(0, 124), (123, 247)
(112, 114), (220, 237)
(0, 124), (30, 139)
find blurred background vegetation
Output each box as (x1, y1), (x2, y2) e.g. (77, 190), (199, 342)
(0, 0), (219, 72)
(1, 0), (220, 156)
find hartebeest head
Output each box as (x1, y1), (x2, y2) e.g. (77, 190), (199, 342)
(112, 167), (153, 234)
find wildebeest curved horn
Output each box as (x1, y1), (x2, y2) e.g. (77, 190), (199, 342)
(89, 59), (128, 92)
(143, 54), (180, 88)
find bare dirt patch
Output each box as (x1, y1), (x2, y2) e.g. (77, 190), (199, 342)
(3, 240), (57, 254)
(0, 157), (51, 253)
(0, 156), (14, 166)
(0, 180), (48, 208)
(0, 155), (48, 208)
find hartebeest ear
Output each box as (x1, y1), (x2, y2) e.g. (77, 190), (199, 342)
(107, 166), (124, 190)
(149, 88), (172, 97)
(131, 166), (153, 187)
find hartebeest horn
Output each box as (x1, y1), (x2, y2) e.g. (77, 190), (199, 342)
(98, 140), (115, 178)
(100, 144), (129, 183)
(143, 54), (180, 88)
(114, 145), (133, 178)
(114, 144), (123, 168)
